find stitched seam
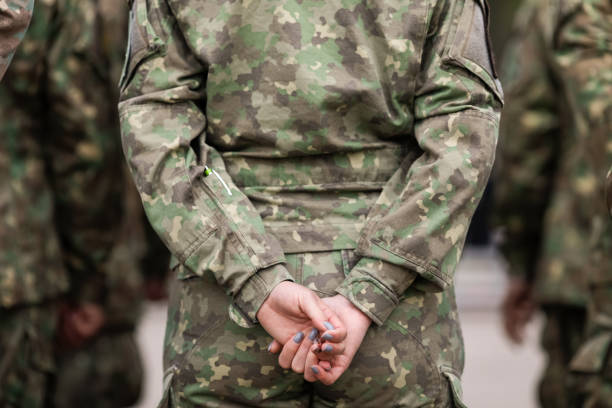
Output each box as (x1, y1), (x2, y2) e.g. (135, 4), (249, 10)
(370, 239), (450, 285)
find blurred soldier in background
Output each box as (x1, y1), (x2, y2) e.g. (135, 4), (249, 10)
(564, 1), (611, 407)
(0, 0), (33, 79)
(0, 0), (169, 406)
(494, 0), (611, 407)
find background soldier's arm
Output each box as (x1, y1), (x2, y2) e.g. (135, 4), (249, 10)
(0, 0), (34, 80)
(492, 0), (562, 282)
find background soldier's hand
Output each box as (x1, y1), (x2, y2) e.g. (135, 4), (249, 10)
(57, 302), (106, 348)
(501, 276), (537, 344)
(257, 281), (347, 370)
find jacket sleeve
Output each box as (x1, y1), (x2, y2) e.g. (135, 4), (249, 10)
(119, 0), (293, 326)
(492, 1), (561, 282)
(336, 0), (503, 325)
(0, 0), (33, 80)
(41, 0), (130, 304)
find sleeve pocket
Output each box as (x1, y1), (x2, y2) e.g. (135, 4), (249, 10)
(445, 0), (504, 104)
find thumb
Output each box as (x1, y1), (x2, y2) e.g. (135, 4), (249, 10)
(299, 292), (337, 334)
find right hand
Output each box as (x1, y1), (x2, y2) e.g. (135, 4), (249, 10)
(57, 302), (106, 348)
(257, 281), (346, 358)
(501, 277), (537, 344)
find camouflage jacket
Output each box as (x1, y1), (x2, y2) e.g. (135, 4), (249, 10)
(0, 0), (155, 324)
(606, 167), (612, 216)
(494, 0), (611, 307)
(120, 0), (503, 327)
(0, 0), (33, 80)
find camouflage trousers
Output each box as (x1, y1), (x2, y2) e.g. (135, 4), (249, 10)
(0, 302), (57, 408)
(53, 329), (144, 408)
(161, 250), (467, 408)
(538, 306), (586, 408)
(569, 275), (612, 408)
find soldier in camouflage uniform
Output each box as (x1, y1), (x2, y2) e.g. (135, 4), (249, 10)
(0, 0), (32, 79)
(0, 0), (164, 406)
(120, 0), (502, 406)
(494, 0), (611, 407)
(564, 1), (612, 407)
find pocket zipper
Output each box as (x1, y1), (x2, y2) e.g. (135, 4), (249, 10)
(204, 166), (233, 196)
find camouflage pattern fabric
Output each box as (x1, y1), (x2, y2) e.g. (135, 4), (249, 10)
(54, 331), (144, 408)
(0, 303), (57, 408)
(559, 0), (612, 406)
(0, 0), (157, 405)
(495, 0), (611, 406)
(120, 0), (501, 326)
(120, 0), (501, 405)
(163, 250), (465, 407)
(0, 0), (33, 79)
(606, 167), (612, 216)
(493, 0), (593, 308)
(538, 306), (586, 408)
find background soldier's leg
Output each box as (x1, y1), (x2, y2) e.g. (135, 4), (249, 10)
(53, 331), (143, 408)
(0, 304), (57, 408)
(538, 306), (586, 408)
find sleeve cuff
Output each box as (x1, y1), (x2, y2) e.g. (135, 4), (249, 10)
(335, 257), (417, 326)
(229, 263), (294, 328)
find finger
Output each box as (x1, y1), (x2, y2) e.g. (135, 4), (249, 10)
(319, 360), (332, 372)
(278, 331), (305, 369)
(291, 328), (319, 374)
(267, 339), (282, 354)
(303, 347), (320, 382)
(315, 341), (345, 356)
(310, 364), (345, 386)
(319, 321), (347, 344)
(301, 295), (341, 335)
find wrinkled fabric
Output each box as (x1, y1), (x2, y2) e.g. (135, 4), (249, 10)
(492, 0), (609, 307)
(492, 0), (611, 406)
(120, 0), (502, 328)
(0, 0), (164, 405)
(0, 0), (33, 79)
(162, 250), (465, 408)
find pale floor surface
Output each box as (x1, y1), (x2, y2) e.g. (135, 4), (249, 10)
(133, 247), (545, 408)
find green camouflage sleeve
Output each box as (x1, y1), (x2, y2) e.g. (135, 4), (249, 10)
(556, 0), (612, 204)
(565, 2), (612, 403)
(41, 0), (132, 303)
(336, 0), (503, 325)
(492, 0), (561, 281)
(0, 0), (33, 80)
(606, 167), (612, 216)
(119, 0), (293, 326)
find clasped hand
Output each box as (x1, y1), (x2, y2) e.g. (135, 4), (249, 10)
(256, 281), (371, 385)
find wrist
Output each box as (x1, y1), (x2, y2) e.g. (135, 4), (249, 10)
(334, 294), (372, 328)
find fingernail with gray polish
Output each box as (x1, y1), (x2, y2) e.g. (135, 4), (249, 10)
(311, 366), (320, 374)
(308, 328), (319, 341)
(322, 333), (333, 341)
(323, 344), (333, 352)
(267, 342), (273, 352)
(293, 332), (305, 343)
(323, 321), (334, 330)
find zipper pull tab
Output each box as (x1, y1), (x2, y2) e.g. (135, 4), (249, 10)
(203, 166), (232, 196)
